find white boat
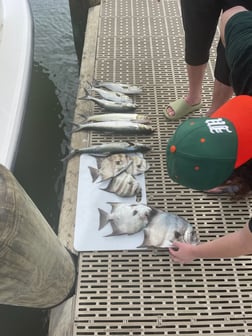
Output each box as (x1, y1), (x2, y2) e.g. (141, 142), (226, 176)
(0, 0), (33, 170)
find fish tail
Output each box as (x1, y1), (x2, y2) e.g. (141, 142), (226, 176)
(92, 79), (100, 87)
(78, 88), (90, 101)
(70, 122), (83, 133)
(61, 149), (78, 162)
(88, 166), (100, 182)
(77, 113), (88, 122)
(86, 80), (93, 89)
(104, 222), (121, 237)
(98, 208), (109, 230)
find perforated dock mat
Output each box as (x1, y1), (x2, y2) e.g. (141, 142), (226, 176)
(74, 0), (252, 335)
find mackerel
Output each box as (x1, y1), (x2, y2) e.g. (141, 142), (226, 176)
(78, 112), (150, 124)
(71, 120), (154, 134)
(92, 79), (143, 94)
(79, 89), (137, 112)
(62, 142), (151, 161)
(87, 82), (133, 103)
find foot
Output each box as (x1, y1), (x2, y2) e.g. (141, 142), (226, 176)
(164, 97), (202, 120)
(166, 97), (201, 118)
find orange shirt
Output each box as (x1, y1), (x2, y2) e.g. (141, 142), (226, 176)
(211, 95), (252, 168)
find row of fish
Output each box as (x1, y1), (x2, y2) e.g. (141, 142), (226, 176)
(74, 80), (154, 135)
(89, 153), (149, 198)
(98, 202), (199, 248)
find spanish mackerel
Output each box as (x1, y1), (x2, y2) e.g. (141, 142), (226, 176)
(78, 113), (150, 124)
(79, 89), (137, 112)
(62, 142), (151, 161)
(87, 82), (133, 103)
(92, 79), (143, 94)
(72, 120), (154, 134)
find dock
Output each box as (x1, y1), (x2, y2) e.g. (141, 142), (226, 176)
(49, 1), (252, 335)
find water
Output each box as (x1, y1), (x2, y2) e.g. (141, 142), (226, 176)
(1, 0), (82, 335)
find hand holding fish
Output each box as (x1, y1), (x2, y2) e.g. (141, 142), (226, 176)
(168, 241), (197, 264)
(169, 221), (252, 264)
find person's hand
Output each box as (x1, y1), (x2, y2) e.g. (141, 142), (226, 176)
(168, 241), (197, 264)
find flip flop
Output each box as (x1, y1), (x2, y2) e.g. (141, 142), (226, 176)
(164, 98), (202, 120)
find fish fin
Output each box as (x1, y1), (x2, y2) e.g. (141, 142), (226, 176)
(98, 208), (109, 230)
(106, 201), (121, 209)
(137, 229), (151, 248)
(105, 221), (122, 236)
(99, 183), (113, 193)
(114, 161), (133, 178)
(88, 166), (99, 182)
(95, 157), (103, 169)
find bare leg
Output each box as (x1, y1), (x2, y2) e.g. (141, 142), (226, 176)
(166, 63), (206, 117)
(220, 6), (247, 47)
(206, 79), (233, 116)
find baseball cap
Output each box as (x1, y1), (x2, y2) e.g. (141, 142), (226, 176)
(166, 117), (238, 190)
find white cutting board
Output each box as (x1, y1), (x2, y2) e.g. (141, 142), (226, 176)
(74, 154), (147, 251)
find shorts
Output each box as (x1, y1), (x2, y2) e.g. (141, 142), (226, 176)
(180, 0), (252, 85)
(225, 11), (252, 95)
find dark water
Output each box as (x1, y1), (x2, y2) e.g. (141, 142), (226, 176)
(1, 0), (83, 335)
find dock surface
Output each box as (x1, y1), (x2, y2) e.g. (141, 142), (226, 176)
(51, 1), (252, 335)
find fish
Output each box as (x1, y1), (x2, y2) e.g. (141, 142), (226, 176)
(71, 120), (154, 135)
(92, 79), (143, 95)
(125, 154), (150, 176)
(79, 89), (137, 112)
(138, 208), (199, 248)
(101, 171), (142, 198)
(61, 142), (151, 161)
(98, 202), (152, 235)
(78, 112), (150, 124)
(87, 82), (133, 103)
(89, 153), (132, 182)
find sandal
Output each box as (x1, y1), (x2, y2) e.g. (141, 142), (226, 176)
(164, 98), (202, 120)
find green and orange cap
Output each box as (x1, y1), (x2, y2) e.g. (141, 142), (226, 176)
(166, 95), (252, 190)
(166, 117), (237, 190)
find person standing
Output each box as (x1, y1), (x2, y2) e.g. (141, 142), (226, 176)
(164, 0), (252, 120)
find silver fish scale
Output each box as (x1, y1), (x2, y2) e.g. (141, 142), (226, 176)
(63, 1), (252, 335)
